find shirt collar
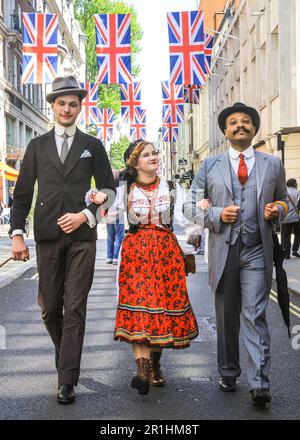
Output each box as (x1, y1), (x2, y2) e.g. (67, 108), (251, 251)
(229, 145), (254, 160)
(55, 123), (77, 137)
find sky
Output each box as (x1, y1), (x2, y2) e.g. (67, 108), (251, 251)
(127, 0), (199, 141)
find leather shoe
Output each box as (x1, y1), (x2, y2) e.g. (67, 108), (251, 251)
(218, 376), (237, 392)
(250, 388), (271, 406)
(292, 252), (300, 258)
(57, 384), (75, 404)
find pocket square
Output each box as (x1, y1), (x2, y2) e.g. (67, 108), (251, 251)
(80, 149), (92, 159)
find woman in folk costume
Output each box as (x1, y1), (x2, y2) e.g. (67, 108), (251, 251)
(90, 140), (207, 396)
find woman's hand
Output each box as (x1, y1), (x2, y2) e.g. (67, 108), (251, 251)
(91, 191), (108, 205)
(196, 199), (211, 211)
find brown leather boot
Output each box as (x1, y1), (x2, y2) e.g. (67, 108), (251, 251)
(149, 351), (165, 387)
(131, 357), (150, 395)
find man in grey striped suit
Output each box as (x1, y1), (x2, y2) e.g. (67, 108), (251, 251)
(184, 102), (288, 406)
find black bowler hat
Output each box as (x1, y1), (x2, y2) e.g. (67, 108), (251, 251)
(218, 102), (260, 135)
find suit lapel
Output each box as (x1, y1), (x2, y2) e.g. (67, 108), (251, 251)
(64, 128), (90, 177)
(43, 128), (63, 173)
(217, 152), (233, 196)
(255, 151), (269, 200)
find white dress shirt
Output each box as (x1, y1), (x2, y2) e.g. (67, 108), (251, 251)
(54, 123), (76, 157)
(12, 123), (96, 236)
(228, 145), (255, 177)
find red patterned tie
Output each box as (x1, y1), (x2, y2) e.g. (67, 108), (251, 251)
(238, 153), (248, 185)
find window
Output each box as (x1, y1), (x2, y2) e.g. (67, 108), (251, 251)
(251, 56), (256, 105)
(13, 54), (18, 88)
(25, 126), (33, 145)
(19, 122), (24, 150)
(243, 68), (248, 101)
(6, 116), (16, 147)
(270, 27), (279, 97)
(260, 43), (266, 105)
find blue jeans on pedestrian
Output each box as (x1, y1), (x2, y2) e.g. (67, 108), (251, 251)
(106, 222), (125, 260)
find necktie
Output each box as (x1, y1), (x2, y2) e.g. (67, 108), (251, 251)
(60, 132), (69, 164)
(237, 153), (248, 185)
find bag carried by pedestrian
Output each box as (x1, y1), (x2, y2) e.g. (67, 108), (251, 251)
(287, 194), (300, 226)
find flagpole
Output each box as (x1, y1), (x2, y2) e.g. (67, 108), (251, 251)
(169, 125), (173, 181)
(190, 103), (194, 185)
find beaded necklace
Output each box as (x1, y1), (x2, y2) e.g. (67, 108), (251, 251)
(128, 177), (160, 224)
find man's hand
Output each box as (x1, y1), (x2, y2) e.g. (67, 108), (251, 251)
(57, 212), (87, 234)
(11, 235), (30, 261)
(221, 206), (240, 224)
(90, 191), (108, 205)
(264, 203), (279, 220)
(196, 199), (211, 211)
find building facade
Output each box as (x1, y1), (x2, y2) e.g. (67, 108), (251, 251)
(0, 0), (86, 204)
(208, 0), (300, 182)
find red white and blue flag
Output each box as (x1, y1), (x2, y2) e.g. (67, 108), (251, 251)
(184, 85), (201, 104)
(77, 82), (99, 127)
(94, 13), (132, 84)
(22, 13), (58, 84)
(90, 107), (114, 142)
(204, 33), (214, 74)
(120, 82), (142, 124)
(162, 124), (179, 143)
(161, 81), (184, 125)
(167, 10), (205, 85)
(130, 107), (146, 141)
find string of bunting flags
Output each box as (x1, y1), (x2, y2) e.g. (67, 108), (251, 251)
(21, 9), (214, 145)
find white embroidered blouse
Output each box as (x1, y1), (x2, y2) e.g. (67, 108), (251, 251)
(100, 178), (202, 234)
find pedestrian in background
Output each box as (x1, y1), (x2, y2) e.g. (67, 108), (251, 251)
(281, 178), (300, 258)
(106, 169), (125, 264)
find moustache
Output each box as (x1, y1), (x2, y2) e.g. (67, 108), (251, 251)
(233, 126), (250, 135)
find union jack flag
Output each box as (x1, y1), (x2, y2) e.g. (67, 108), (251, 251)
(94, 13), (132, 84)
(120, 82), (142, 124)
(161, 81), (184, 125)
(90, 107), (114, 142)
(162, 124), (179, 143)
(184, 85), (201, 104)
(130, 107), (146, 141)
(204, 33), (214, 74)
(22, 13), (58, 84)
(76, 83), (99, 127)
(167, 10), (205, 85)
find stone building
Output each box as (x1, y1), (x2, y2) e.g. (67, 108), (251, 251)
(208, 0), (300, 182)
(0, 0), (86, 204)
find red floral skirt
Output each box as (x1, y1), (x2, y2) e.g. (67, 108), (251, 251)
(114, 225), (199, 348)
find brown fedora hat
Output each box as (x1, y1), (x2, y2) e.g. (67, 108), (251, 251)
(46, 75), (88, 103)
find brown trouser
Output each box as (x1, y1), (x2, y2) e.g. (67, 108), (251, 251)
(36, 235), (96, 386)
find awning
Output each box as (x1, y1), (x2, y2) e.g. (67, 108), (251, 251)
(0, 161), (19, 182)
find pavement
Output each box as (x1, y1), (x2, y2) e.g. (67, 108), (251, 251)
(0, 225), (299, 421)
(1, 224), (299, 297)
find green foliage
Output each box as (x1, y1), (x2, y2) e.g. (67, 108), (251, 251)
(109, 135), (131, 170)
(74, 0), (143, 116)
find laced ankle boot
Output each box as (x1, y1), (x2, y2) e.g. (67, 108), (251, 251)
(149, 351), (165, 387)
(131, 357), (150, 395)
